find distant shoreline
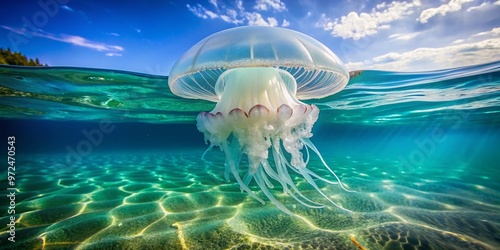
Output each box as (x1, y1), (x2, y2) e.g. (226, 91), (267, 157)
(349, 70), (363, 78)
(0, 48), (47, 67)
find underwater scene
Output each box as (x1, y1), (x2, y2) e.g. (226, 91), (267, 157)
(0, 61), (499, 250)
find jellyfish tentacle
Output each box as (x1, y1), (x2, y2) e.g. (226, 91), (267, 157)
(272, 141), (290, 194)
(286, 190), (326, 209)
(281, 150), (339, 186)
(273, 142), (328, 208)
(254, 167), (294, 216)
(226, 136), (243, 182)
(242, 172), (253, 186)
(224, 162), (231, 182)
(301, 138), (355, 193)
(272, 147), (326, 209)
(261, 159), (283, 187)
(260, 163), (275, 189)
(302, 168), (340, 185)
(221, 141), (265, 205)
(201, 144), (214, 160)
(303, 141), (310, 165)
(297, 167), (352, 213)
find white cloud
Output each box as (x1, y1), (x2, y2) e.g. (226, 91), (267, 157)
(1, 25), (124, 54)
(344, 61), (365, 70)
(186, 0), (287, 27)
(317, 0), (422, 40)
(452, 38), (465, 44)
(466, 2), (489, 12)
(346, 32), (499, 71)
(418, 0), (474, 23)
(389, 32), (420, 40)
(450, 27), (499, 44)
(471, 27), (500, 38)
(246, 13), (278, 26)
(236, 0), (244, 11)
(61, 5), (74, 12)
(254, 0), (286, 12)
(282, 19), (290, 27)
(209, 0), (218, 8)
(205, 10), (218, 19)
(186, 4), (211, 19)
(371, 52), (403, 64)
(218, 8), (245, 25)
(268, 17), (278, 27)
(105, 53), (122, 57)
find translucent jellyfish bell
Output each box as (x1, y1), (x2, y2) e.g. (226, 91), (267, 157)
(168, 26), (351, 215)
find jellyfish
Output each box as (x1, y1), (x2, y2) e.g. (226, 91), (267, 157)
(168, 26), (351, 215)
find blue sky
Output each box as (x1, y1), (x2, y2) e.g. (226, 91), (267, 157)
(0, 0), (498, 74)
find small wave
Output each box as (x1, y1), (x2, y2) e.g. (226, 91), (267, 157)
(1, 62), (499, 125)
(317, 61), (500, 125)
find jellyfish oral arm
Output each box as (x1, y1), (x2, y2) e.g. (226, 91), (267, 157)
(196, 67), (350, 214)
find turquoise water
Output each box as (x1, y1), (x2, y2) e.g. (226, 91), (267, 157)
(0, 61), (499, 249)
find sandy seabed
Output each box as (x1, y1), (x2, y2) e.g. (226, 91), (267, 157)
(1, 151), (499, 250)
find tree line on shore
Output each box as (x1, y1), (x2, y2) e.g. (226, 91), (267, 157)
(0, 48), (47, 66)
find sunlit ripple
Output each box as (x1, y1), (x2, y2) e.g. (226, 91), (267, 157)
(0, 152), (498, 249)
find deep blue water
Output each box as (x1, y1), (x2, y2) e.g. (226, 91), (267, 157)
(0, 62), (499, 249)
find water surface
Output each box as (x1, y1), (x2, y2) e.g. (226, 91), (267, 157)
(0, 62), (499, 249)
